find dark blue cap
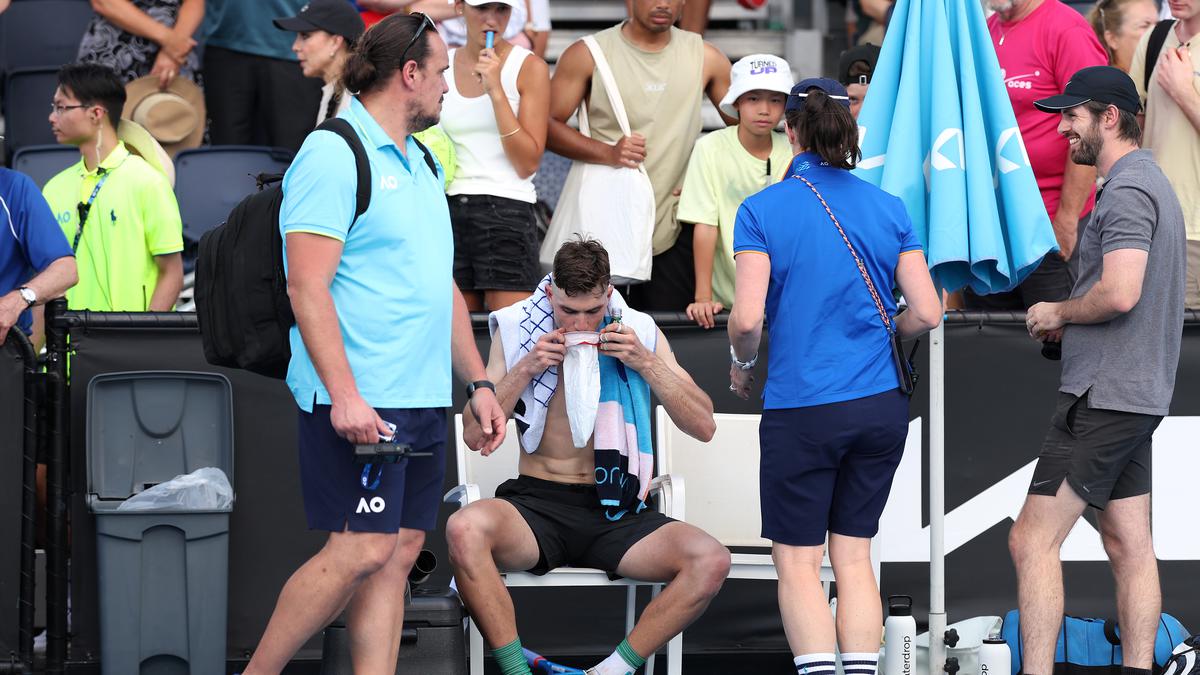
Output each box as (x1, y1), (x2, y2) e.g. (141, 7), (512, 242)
(786, 77), (852, 111)
(1034, 65), (1140, 115)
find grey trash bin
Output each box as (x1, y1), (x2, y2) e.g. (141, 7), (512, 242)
(86, 371), (235, 675)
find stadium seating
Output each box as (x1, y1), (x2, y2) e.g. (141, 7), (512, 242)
(11, 144), (78, 188)
(173, 146), (295, 247)
(3, 67), (61, 159)
(0, 0), (93, 85)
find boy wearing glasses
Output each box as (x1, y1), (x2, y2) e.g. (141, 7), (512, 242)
(42, 63), (183, 313)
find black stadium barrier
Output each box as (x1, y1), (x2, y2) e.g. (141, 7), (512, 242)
(3, 305), (1199, 671)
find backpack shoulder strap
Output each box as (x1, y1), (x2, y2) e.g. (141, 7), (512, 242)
(410, 135), (438, 178)
(1144, 19), (1177, 94)
(315, 117), (372, 223)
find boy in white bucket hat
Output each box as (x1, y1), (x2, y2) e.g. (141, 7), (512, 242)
(677, 53), (795, 328)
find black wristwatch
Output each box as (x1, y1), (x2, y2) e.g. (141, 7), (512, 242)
(465, 380), (496, 398)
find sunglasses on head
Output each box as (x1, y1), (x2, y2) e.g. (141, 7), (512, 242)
(398, 12), (436, 68)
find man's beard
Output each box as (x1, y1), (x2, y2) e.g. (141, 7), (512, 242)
(1069, 122), (1102, 166)
(408, 99), (441, 134)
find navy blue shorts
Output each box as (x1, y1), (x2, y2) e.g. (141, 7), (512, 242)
(759, 389), (909, 546)
(296, 405), (447, 533)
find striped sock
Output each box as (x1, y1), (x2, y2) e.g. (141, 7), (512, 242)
(795, 652), (838, 675)
(591, 637), (646, 674)
(842, 651), (881, 675)
(493, 637), (533, 675)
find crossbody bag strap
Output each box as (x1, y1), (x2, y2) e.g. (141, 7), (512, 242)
(794, 174), (896, 336)
(581, 35), (635, 138)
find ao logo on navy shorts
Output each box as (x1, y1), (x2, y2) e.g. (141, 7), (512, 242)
(356, 496), (386, 514)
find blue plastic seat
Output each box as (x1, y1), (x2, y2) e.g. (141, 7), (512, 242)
(12, 144), (79, 188)
(532, 151), (571, 212)
(3, 67), (61, 160)
(0, 1), (94, 82)
(173, 146), (295, 246)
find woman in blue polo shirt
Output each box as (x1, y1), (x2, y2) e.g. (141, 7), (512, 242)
(727, 78), (942, 675)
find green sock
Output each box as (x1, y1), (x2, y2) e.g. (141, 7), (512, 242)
(617, 637), (647, 670)
(493, 637), (532, 675)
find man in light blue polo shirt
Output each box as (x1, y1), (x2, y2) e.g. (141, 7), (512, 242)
(243, 15), (506, 675)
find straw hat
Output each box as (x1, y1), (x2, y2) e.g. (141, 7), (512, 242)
(122, 75), (205, 157)
(117, 120), (176, 187)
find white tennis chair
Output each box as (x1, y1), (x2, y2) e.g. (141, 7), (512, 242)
(654, 406), (882, 643)
(446, 415), (683, 675)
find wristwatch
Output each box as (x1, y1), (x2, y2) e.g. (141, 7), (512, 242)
(730, 346), (758, 371)
(465, 380), (496, 398)
(17, 286), (36, 307)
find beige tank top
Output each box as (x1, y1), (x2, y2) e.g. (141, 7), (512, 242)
(587, 24), (704, 255)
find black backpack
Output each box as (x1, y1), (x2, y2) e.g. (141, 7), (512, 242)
(1144, 19), (1177, 94)
(195, 117), (437, 379)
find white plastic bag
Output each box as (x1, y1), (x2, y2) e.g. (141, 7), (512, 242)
(116, 467), (234, 512)
(538, 36), (655, 285)
(563, 331), (601, 448)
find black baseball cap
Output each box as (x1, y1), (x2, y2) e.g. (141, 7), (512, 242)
(838, 43), (880, 86)
(786, 77), (852, 111)
(1033, 65), (1140, 114)
(274, 0), (366, 41)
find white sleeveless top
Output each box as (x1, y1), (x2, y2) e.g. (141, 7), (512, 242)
(442, 46), (537, 203)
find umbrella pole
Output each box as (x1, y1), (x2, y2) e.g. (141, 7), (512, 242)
(928, 321), (947, 675)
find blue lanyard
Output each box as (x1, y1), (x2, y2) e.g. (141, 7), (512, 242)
(72, 166), (115, 252)
(361, 463), (383, 490)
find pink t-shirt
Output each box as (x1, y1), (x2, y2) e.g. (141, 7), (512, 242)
(988, 0), (1106, 221)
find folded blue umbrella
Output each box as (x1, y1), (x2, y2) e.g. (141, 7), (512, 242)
(852, 0), (1058, 294)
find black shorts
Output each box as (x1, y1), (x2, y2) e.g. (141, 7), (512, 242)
(495, 475), (674, 577)
(449, 193), (540, 292)
(1029, 391), (1162, 509)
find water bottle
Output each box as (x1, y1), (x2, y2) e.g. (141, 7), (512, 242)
(884, 595), (917, 675)
(979, 634), (1011, 675)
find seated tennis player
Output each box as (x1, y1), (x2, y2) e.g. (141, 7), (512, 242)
(449, 239), (727, 675)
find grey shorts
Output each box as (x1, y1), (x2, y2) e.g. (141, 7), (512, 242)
(1029, 391), (1162, 509)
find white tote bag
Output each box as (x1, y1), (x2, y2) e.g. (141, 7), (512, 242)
(539, 35), (655, 285)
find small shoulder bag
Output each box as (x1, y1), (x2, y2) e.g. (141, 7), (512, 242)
(794, 174), (919, 396)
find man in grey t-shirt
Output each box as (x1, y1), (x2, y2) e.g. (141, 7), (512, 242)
(1012, 66), (1185, 675)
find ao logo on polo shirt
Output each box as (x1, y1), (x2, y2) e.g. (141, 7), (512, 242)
(379, 175), (399, 191)
(356, 496), (386, 514)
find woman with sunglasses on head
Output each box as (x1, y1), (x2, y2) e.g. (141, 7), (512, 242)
(1087, 0), (1160, 73)
(438, 0), (550, 312)
(274, 0), (367, 127)
(728, 79), (942, 675)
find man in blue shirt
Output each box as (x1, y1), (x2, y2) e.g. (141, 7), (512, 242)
(202, 0), (322, 151)
(0, 168), (77, 350)
(242, 15), (506, 675)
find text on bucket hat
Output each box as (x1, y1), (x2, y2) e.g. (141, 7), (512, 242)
(718, 54), (794, 119)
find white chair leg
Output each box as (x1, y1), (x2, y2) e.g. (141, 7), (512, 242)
(667, 631), (683, 675)
(822, 580), (832, 601)
(470, 617), (485, 675)
(625, 585), (637, 634)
